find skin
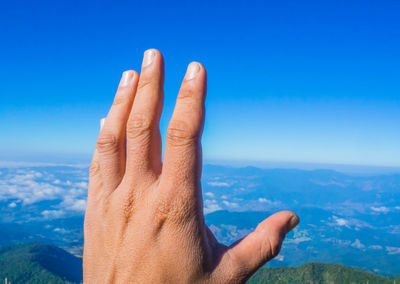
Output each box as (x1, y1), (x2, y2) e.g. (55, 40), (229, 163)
(83, 49), (299, 283)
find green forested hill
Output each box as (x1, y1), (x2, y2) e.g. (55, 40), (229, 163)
(0, 243), (398, 284)
(0, 243), (82, 284)
(249, 262), (396, 284)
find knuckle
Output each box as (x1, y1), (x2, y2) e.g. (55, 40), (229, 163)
(266, 235), (282, 259)
(96, 132), (120, 154)
(89, 160), (100, 176)
(177, 89), (204, 113)
(153, 199), (170, 225)
(137, 77), (153, 92)
(178, 87), (197, 100)
(170, 199), (193, 223)
(126, 113), (152, 140)
(119, 193), (136, 222)
(153, 196), (194, 226)
(166, 121), (199, 147)
(112, 95), (128, 106)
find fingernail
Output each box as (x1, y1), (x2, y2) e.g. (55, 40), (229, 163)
(185, 62), (201, 80)
(287, 215), (300, 233)
(100, 118), (105, 130)
(120, 71), (134, 87)
(142, 49), (156, 67)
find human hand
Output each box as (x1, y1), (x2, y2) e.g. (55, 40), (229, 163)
(83, 49), (299, 283)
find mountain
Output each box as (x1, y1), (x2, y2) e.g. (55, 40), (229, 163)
(0, 243), (82, 284)
(0, 243), (396, 284)
(248, 262), (396, 284)
(205, 210), (400, 276)
(1, 164), (399, 276)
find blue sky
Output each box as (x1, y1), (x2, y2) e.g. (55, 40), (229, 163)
(1, 0), (400, 167)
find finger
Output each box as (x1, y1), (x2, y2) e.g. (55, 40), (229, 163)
(88, 149), (101, 202)
(161, 62), (206, 200)
(215, 211), (299, 283)
(125, 49), (164, 183)
(96, 71), (139, 193)
(87, 119), (105, 203)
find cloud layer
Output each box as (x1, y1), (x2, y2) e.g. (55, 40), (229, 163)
(0, 165), (88, 220)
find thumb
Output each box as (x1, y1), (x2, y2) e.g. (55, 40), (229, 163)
(214, 211), (299, 283)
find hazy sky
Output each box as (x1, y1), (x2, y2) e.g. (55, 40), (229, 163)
(1, 0), (399, 166)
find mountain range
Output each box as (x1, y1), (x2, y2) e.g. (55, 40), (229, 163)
(0, 163), (399, 276)
(1, 243), (398, 284)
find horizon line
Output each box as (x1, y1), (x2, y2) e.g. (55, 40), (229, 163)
(1, 158), (400, 175)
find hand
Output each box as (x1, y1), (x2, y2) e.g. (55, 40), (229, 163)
(83, 49), (299, 283)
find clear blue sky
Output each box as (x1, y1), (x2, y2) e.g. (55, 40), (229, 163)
(1, 0), (399, 166)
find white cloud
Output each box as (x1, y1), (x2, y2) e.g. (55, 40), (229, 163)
(41, 209), (65, 219)
(0, 161), (61, 168)
(257, 198), (281, 207)
(0, 166), (89, 219)
(329, 215), (373, 230)
(0, 161), (88, 168)
(59, 193), (87, 212)
(286, 236), (312, 244)
(351, 239), (365, 249)
(287, 229), (312, 244)
(222, 201), (238, 208)
(323, 238), (351, 246)
(386, 246), (400, 255)
(0, 170), (63, 204)
(205, 192), (214, 198)
(204, 199), (222, 214)
(395, 206), (400, 210)
(34, 172), (43, 178)
(8, 202), (17, 208)
(53, 227), (69, 234)
(371, 206), (390, 213)
(69, 199), (87, 212)
(74, 181), (88, 188)
(207, 181), (230, 187)
(369, 245), (383, 250)
(335, 218), (348, 226)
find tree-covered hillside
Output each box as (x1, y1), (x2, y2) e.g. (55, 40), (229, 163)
(0, 243), (82, 284)
(0, 243), (398, 284)
(249, 262), (396, 284)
